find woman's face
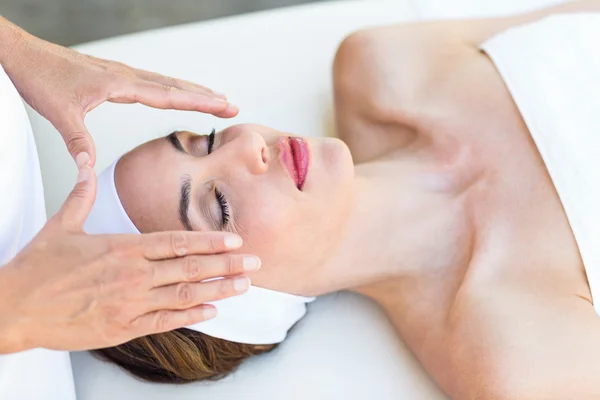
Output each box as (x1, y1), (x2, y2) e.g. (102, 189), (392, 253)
(115, 124), (355, 295)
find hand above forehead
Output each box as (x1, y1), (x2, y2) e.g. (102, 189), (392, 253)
(0, 16), (238, 168)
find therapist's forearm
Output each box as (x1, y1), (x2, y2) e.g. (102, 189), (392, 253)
(0, 16), (27, 67)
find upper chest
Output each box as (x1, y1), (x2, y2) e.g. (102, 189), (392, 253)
(414, 73), (589, 303)
(370, 74), (588, 302)
(355, 46), (589, 297)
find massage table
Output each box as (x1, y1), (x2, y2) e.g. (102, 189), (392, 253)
(27, 0), (565, 398)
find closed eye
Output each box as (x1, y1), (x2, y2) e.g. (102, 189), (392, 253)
(207, 129), (229, 228)
(215, 186), (230, 228)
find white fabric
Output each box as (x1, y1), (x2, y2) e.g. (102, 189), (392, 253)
(481, 13), (600, 316)
(0, 66), (76, 399)
(25, 0), (565, 399)
(83, 160), (315, 345)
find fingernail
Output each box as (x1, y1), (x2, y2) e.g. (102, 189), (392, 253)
(203, 307), (217, 320)
(234, 277), (250, 292)
(224, 235), (243, 249)
(225, 104), (239, 114)
(243, 256), (261, 272)
(76, 152), (90, 169)
(77, 166), (91, 183)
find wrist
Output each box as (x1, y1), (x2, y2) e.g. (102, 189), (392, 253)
(0, 16), (26, 68)
(0, 265), (28, 353)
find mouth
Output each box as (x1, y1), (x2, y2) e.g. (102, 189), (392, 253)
(278, 136), (310, 190)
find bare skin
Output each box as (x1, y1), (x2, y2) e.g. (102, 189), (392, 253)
(332, 1), (600, 399)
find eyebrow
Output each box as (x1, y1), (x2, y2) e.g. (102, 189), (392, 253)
(179, 175), (193, 231)
(167, 131), (186, 153)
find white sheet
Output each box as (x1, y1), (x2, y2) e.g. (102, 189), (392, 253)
(481, 13), (600, 315)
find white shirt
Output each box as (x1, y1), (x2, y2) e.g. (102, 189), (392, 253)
(0, 65), (76, 399)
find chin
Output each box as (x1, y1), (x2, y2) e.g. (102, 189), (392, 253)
(323, 137), (354, 175)
(305, 137), (354, 191)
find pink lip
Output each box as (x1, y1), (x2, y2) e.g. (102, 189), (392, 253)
(278, 136), (310, 190)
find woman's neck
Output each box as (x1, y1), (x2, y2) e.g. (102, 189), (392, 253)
(316, 152), (480, 296)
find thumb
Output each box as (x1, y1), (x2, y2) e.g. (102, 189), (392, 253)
(58, 118), (97, 168)
(55, 165), (98, 232)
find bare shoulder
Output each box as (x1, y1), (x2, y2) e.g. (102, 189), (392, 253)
(332, 22), (517, 164)
(333, 1), (600, 163)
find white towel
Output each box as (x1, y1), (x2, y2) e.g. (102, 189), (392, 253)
(481, 13), (600, 315)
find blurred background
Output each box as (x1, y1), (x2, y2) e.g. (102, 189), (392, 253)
(2, 0), (333, 46)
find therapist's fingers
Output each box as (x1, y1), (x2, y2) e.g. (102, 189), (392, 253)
(54, 164), (97, 232)
(140, 231), (244, 260)
(132, 276), (252, 336)
(132, 69), (227, 100)
(132, 305), (218, 336)
(108, 80), (239, 118)
(146, 277), (250, 312)
(151, 253), (261, 287)
(54, 117), (97, 168)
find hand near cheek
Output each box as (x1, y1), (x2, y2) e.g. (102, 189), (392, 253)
(0, 17), (238, 168)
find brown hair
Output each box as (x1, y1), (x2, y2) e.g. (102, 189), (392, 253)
(93, 328), (277, 383)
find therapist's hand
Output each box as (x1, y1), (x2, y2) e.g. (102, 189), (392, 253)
(0, 166), (259, 354)
(0, 16), (238, 168)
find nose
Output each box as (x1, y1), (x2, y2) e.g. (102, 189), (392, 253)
(224, 128), (268, 175)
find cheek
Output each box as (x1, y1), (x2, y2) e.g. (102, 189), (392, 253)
(237, 202), (292, 254)
(236, 198), (312, 267)
(235, 197), (337, 290)
(236, 180), (351, 258)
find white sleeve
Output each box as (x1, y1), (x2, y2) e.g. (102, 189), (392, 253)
(0, 65), (77, 400)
